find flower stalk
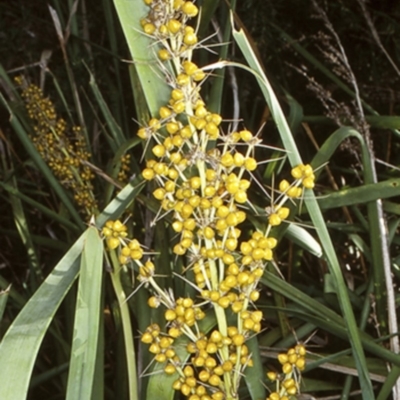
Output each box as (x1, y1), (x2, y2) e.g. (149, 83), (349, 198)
(103, 1), (314, 398)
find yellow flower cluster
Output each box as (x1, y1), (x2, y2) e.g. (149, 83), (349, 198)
(15, 76), (97, 214)
(117, 154), (131, 184)
(100, 1), (316, 399)
(266, 344), (306, 400)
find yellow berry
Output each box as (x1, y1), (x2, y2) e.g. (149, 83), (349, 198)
(279, 179), (290, 192)
(295, 344), (307, 356)
(244, 157), (257, 171)
(152, 144), (166, 158)
(106, 237), (120, 250)
(184, 32), (198, 46)
(303, 176), (315, 189)
(226, 213), (238, 226)
(159, 106), (172, 119)
(149, 343), (160, 354)
(221, 153), (234, 167)
(148, 296), (160, 308)
(142, 168), (154, 180)
(282, 362), (292, 374)
(181, 383), (191, 396)
(269, 213), (282, 226)
(296, 357), (306, 370)
(205, 122), (218, 137)
(267, 371), (277, 381)
(231, 301), (243, 313)
(165, 309), (177, 321)
(199, 370), (210, 382)
(165, 124), (177, 137)
(291, 165), (303, 179)
(277, 206), (290, 220)
(193, 70), (206, 81)
(158, 48), (170, 61)
(143, 23), (156, 35)
(141, 332), (153, 344)
(153, 188), (166, 200)
(232, 334), (245, 346)
(167, 19), (181, 34)
(278, 353), (288, 364)
(172, 101), (185, 114)
(177, 73), (190, 86)
(180, 126), (193, 138)
(182, 1), (199, 16)
(208, 374), (220, 386)
(218, 296), (231, 308)
(182, 61), (198, 75)
(171, 89), (184, 101)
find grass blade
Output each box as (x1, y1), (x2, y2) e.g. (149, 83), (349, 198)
(0, 286), (10, 324)
(244, 335), (266, 400)
(112, 0), (171, 117)
(316, 179), (400, 210)
(66, 226), (104, 400)
(232, 22), (375, 397)
(0, 231), (86, 399)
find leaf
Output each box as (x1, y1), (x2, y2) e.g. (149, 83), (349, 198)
(285, 224), (323, 258)
(0, 286), (10, 323)
(0, 231), (85, 399)
(66, 226), (104, 400)
(232, 23), (375, 397)
(112, 0), (171, 117)
(316, 179), (400, 210)
(244, 335), (266, 400)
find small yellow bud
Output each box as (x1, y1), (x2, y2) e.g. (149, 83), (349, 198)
(208, 374), (221, 386)
(143, 23), (156, 35)
(142, 168), (154, 180)
(239, 129), (253, 141)
(152, 144), (166, 158)
(153, 188), (166, 200)
(147, 296), (159, 308)
(244, 157), (257, 171)
(167, 19), (181, 34)
(165, 309), (177, 321)
(277, 206), (290, 220)
(159, 106), (172, 119)
(141, 332), (153, 344)
(183, 32), (198, 46)
(269, 213), (282, 226)
(291, 165), (303, 179)
(158, 48), (170, 61)
(303, 176), (315, 189)
(176, 73), (190, 86)
(182, 1), (199, 16)
(279, 179), (290, 192)
(106, 237), (120, 250)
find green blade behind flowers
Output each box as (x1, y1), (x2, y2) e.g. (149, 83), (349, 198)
(0, 286), (10, 323)
(316, 179), (400, 211)
(112, 0), (171, 117)
(66, 226), (104, 400)
(87, 66), (126, 150)
(0, 232), (85, 400)
(231, 19), (375, 397)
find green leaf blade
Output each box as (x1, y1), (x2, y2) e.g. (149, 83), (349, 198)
(66, 227), (104, 400)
